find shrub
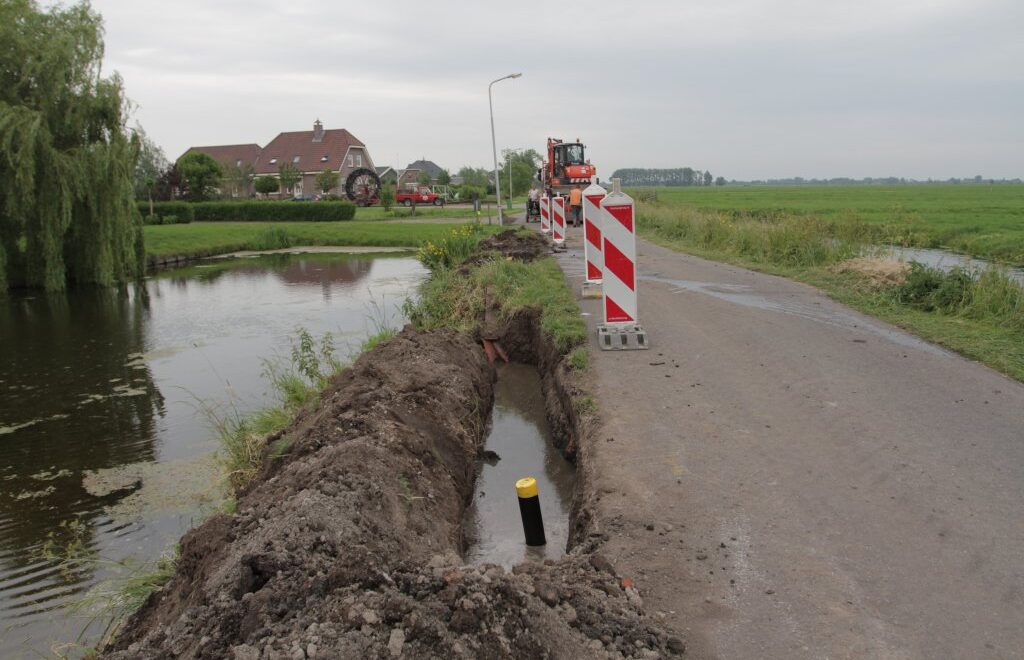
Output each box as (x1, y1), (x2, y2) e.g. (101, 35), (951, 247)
(138, 202), (194, 224)
(416, 223), (486, 269)
(381, 183), (395, 212)
(254, 176), (280, 195)
(190, 201), (356, 222)
(252, 227), (293, 250)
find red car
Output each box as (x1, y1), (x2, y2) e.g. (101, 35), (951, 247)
(396, 185), (444, 207)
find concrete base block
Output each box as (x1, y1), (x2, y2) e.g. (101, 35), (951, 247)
(581, 282), (603, 299)
(597, 324), (650, 351)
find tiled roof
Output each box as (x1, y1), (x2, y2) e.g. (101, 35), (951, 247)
(255, 129), (365, 175)
(404, 159), (443, 179)
(182, 144), (261, 169)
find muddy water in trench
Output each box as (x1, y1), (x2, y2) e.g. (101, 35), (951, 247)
(464, 363), (576, 567)
(0, 252), (425, 658)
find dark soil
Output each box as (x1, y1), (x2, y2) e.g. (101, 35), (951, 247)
(101, 325), (682, 659)
(469, 229), (548, 265)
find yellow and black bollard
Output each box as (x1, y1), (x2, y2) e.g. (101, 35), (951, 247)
(516, 477), (546, 546)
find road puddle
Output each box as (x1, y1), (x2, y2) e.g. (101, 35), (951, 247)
(641, 273), (951, 356)
(464, 364), (575, 566)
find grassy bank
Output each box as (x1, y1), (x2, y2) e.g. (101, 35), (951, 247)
(640, 185), (1024, 265)
(638, 200), (1024, 382)
(143, 221), (503, 260)
(407, 233), (586, 355)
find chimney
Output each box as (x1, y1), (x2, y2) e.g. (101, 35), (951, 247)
(312, 119), (324, 143)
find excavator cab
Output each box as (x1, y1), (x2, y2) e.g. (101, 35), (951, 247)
(553, 142), (585, 169)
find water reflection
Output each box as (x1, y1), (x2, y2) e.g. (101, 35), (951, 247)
(464, 364), (576, 567)
(0, 252), (424, 657)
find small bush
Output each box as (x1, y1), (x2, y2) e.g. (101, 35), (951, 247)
(892, 261), (1024, 331)
(416, 222), (487, 269)
(191, 200), (356, 222)
(139, 201), (194, 224)
(252, 227), (293, 250)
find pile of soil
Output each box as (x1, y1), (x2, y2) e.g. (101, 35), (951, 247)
(835, 257), (910, 287)
(103, 327), (681, 659)
(471, 230), (548, 263)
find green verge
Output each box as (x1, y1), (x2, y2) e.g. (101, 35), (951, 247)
(143, 221), (504, 260)
(637, 201), (1024, 382)
(407, 254), (587, 355)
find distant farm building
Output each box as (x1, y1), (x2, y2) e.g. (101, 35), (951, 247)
(181, 120), (376, 198)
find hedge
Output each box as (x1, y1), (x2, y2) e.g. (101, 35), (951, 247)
(139, 202), (194, 225)
(191, 201), (356, 222)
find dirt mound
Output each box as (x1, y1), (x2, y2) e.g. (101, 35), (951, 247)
(835, 257), (910, 287)
(473, 230), (548, 263)
(104, 328), (493, 658)
(103, 326), (681, 659)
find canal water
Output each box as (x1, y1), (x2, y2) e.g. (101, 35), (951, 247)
(877, 245), (1024, 284)
(464, 363), (576, 567)
(0, 252), (425, 658)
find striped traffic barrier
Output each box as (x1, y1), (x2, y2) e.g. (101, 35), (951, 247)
(551, 195), (566, 246)
(540, 194), (550, 234)
(516, 477), (546, 546)
(582, 178), (606, 293)
(598, 178), (648, 350)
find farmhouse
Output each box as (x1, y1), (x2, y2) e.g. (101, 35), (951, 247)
(182, 120), (376, 198)
(400, 159), (445, 188)
(255, 121), (374, 198)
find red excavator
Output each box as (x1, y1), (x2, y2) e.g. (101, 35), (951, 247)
(540, 137), (596, 196)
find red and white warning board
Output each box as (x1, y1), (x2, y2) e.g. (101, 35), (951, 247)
(540, 194), (550, 234)
(582, 179), (606, 284)
(551, 195), (566, 245)
(600, 183), (638, 324)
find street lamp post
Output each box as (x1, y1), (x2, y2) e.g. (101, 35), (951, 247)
(489, 72), (521, 226)
(507, 151), (513, 211)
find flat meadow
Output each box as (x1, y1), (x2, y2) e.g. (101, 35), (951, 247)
(644, 185), (1024, 265)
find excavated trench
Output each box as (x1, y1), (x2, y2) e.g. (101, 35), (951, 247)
(463, 362), (576, 567)
(102, 235), (683, 659)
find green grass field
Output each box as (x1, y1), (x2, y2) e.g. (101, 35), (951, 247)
(641, 185), (1024, 265)
(143, 222), (503, 259)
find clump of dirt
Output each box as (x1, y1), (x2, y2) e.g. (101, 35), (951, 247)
(471, 229), (548, 263)
(835, 257), (910, 287)
(102, 326), (680, 659)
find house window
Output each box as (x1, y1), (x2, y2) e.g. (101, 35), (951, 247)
(356, 154), (362, 167)
(269, 158), (277, 165)
(347, 155), (354, 168)
(293, 155), (300, 164)
(321, 155), (328, 162)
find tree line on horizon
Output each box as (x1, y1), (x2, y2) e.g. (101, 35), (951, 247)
(611, 168), (724, 187)
(609, 169), (1022, 187)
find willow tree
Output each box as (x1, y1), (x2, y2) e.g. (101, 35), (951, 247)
(0, 0), (142, 294)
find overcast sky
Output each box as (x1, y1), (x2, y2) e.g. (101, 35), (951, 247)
(85, 0), (1022, 180)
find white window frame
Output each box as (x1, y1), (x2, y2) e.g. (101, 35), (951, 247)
(356, 153), (362, 167)
(347, 154), (354, 168)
